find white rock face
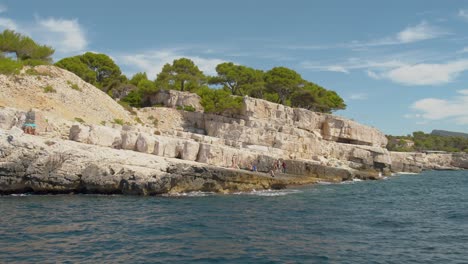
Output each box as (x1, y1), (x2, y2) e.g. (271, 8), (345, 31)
(136, 132), (155, 154)
(88, 125), (122, 148)
(150, 90), (204, 112)
(69, 124), (90, 143)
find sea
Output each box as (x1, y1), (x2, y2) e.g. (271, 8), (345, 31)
(1, 170), (468, 263)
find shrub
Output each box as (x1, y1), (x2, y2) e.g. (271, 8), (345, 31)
(43, 85), (56, 93)
(0, 58), (22, 75)
(176, 105), (183, 110)
(100, 121), (106, 126)
(153, 119), (159, 127)
(118, 100), (137, 115)
(134, 117), (143, 124)
(74, 117), (85, 123)
(148, 115), (155, 120)
(113, 118), (124, 125)
(196, 87), (243, 115)
(71, 83), (81, 91)
(183, 105), (196, 112)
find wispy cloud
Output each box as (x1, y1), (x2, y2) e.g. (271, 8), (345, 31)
(0, 17), (18, 31)
(36, 17), (87, 53)
(382, 59), (468, 86)
(458, 9), (468, 20)
(301, 58), (405, 73)
(285, 21), (447, 51)
(116, 49), (226, 78)
(411, 90), (468, 124)
(349, 21), (447, 48)
(349, 93), (368, 100)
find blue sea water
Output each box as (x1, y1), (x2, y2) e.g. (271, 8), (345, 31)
(1, 170), (468, 263)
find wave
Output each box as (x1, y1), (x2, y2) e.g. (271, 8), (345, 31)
(233, 189), (302, 197)
(162, 191), (215, 197)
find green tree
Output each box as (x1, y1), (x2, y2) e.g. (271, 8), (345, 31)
(155, 58), (205, 91)
(196, 86), (243, 115)
(290, 82), (346, 113)
(264, 67), (303, 105)
(55, 52), (122, 90)
(209, 62), (264, 96)
(80, 52), (122, 89)
(129, 72), (148, 86)
(55, 56), (96, 84)
(0, 29), (54, 64)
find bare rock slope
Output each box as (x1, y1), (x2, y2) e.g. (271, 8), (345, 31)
(0, 65), (132, 125)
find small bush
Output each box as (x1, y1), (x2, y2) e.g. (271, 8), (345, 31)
(0, 58), (22, 75)
(183, 105), (196, 112)
(25, 68), (39, 75)
(43, 85), (56, 93)
(23, 59), (49, 66)
(100, 121), (106, 126)
(176, 105), (183, 110)
(148, 115), (155, 120)
(71, 83), (81, 91)
(153, 119), (159, 127)
(74, 117), (85, 123)
(113, 118), (124, 125)
(135, 117), (143, 124)
(118, 100), (137, 115)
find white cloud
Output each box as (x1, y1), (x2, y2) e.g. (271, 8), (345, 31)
(301, 58), (405, 74)
(383, 60), (468, 85)
(396, 21), (444, 43)
(459, 9), (468, 20)
(347, 21), (446, 49)
(366, 70), (381, 79)
(349, 93), (368, 100)
(117, 50), (226, 78)
(37, 17), (87, 53)
(0, 17), (18, 30)
(327, 65), (349, 74)
(411, 90), (468, 124)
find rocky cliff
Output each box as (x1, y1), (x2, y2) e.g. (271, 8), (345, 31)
(1, 65), (467, 195)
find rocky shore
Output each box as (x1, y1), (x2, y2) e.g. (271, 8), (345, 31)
(1, 65), (467, 195)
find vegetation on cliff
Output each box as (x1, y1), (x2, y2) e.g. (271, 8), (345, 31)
(387, 131), (468, 152)
(2, 29), (345, 114)
(0, 30), (54, 74)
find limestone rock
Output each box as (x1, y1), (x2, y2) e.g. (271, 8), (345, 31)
(150, 90), (204, 112)
(89, 125), (122, 148)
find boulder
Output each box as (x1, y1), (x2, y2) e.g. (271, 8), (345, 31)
(88, 125), (122, 148)
(136, 132), (155, 154)
(150, 90), (204, 112)
(121, 130), (139, 150)
(69, 124), (90, 143)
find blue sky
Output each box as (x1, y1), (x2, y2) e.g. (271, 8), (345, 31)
(2, 0), (468, 135)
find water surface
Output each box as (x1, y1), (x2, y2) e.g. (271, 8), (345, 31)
(1, 170), (468, 263)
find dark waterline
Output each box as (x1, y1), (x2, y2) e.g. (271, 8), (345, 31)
(1, 170), (468, 263)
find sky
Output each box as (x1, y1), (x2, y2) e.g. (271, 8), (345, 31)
(2, 0), (468, 135)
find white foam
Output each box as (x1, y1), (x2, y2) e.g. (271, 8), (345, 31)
(394, 172), (419, 175)
(9, 193), (30, 197)
(234, 189), (302, 197)
(163, 191), (215, 197)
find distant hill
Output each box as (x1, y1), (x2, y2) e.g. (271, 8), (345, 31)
(431, 130), (468, 138)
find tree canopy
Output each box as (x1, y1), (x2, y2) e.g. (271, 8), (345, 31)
(264, 67), (303, 105)
(387, 131), (468, 152)
(208, 62), (264, 96)
(155, 58), (205, 92)
(0, 29), (54, 64)
(55, 52), (122, 90)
